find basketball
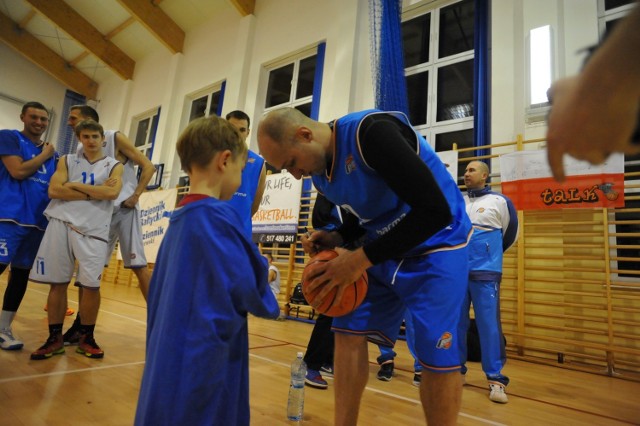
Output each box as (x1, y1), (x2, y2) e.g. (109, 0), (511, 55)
(301, 249), (368, 317)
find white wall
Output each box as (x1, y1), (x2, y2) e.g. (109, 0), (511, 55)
(492, 0), (599, 145)
(0, 43), (68, 144)
(1, 0), (606, 186)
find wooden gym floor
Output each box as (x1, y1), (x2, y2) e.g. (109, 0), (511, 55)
(0, 278), (638, 425)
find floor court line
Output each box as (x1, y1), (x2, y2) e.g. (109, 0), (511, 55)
(248, 353), (507, 426)
(0, 360), (145, 384)
(20, 289), (627, 424)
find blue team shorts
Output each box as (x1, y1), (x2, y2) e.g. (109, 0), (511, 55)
(0, 222), (45, 269)
(332, 247), (469, 373)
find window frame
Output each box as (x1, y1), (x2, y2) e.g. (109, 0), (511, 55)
(129, 106), (160, 160)
(263, 49), (319, 115)
(402, 0), (475, 152)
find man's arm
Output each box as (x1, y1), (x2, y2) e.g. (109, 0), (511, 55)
(251, 163), (267, 216)
(115, 132), (155, 207)
(357, 115), (452, 265)
(1, 142), (56, 180)
(500, 196), (519, 252)
(67, 163), (123, 200)
(50, 158), (124, 201)
(48, 156), (87, 201)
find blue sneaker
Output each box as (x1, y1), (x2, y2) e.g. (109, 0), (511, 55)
(305, 369), (328, 389)
(320, 364), (334, 377)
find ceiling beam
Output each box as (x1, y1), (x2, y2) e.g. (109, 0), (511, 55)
(116, 0), (185, 54)
(229, 0), (255, 16)
(0, 11), (98, 99)
(69, 17), (136, 68)
(24, 0), (135, 80)
(18, 9), (36, 27)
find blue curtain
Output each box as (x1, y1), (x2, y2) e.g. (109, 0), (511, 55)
(56, 90), (86, 154)
(370, 0), (408, 114)
(310, 42), (326, 120)
(473, 0), (490, 165)
(216, 81), (226, 116)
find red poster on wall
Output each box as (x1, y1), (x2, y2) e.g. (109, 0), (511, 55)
(499, 151), (625, 210)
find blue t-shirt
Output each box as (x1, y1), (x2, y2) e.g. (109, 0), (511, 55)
(0, 130), (58, 230)
(227, 150), (264, 238)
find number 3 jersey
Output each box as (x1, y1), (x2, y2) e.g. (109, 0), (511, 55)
(0, 129), (58, 230)
(44, 153), (120, 240)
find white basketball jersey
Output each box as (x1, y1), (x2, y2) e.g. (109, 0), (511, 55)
(78, 130), (137, 205)
(44, 154), (120, 240)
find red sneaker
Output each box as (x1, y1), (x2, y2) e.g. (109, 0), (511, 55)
(76, 334), (104, 359)
(31, 334), (65, 360)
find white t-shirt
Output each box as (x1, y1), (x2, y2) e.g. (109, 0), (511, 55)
(268, 264), (281, 296)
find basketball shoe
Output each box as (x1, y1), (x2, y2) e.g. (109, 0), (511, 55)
(76, 334), (104, 359)
(31, 334), (65, 360)
(376, 360), (394, 381)
(489, 382), (508, 403)
(412, 371), (422, 387)
(0, 328), (23, 350)
(320, 364), (334, 377)
(305, 369), (328, 389)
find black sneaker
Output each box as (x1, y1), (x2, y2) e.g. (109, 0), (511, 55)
(30, 334), (65, 360)
(376, 361), (394, 381)
(412, 372), (422, 387)
(63, 326), (82, 346)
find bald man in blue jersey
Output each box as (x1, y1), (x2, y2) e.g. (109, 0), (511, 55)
(258, 108), (472, 426)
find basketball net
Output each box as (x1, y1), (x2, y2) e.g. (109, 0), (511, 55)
(368, 0), (409, 114)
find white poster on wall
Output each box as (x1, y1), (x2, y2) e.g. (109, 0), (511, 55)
(436, 149), (459, 181)
(137, 188), (178, 263)
(252, 171), (303, 244)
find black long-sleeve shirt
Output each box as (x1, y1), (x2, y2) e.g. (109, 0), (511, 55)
(336, 114), (452, 264)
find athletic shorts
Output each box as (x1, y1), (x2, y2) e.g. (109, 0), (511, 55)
(0, 221), (45, 269)
(332, 247), (469, 373)
(105, 206), (147, 268)
(29, 219), (107, 289)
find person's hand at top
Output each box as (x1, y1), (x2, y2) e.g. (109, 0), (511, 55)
(546, 2), (640, 181)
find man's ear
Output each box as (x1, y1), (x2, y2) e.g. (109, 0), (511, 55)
(295, 126), (313, 143)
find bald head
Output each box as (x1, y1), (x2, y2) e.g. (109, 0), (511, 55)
(464, 160), (490, 190)
(258, 107), (313, 147)
(257, 108), (332, 180)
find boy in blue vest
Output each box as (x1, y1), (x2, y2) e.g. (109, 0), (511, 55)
(135, 115), (279, 425)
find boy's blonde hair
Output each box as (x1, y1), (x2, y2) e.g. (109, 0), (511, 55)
(74, 119), (104, 137)
(177, 115), (247, 174)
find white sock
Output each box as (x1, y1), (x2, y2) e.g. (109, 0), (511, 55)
(0, 310), (17, 330)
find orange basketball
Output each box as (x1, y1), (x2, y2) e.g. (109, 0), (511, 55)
(301, 249), (368, 317)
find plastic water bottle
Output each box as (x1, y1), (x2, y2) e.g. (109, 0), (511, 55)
(286, 351), (307, 421)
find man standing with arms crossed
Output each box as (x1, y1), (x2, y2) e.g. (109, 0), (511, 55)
(459, 160), (519, 403)
(0, 102), (57, 350)
(30, 120), (122, 359)
(62, 105), (155, 344)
